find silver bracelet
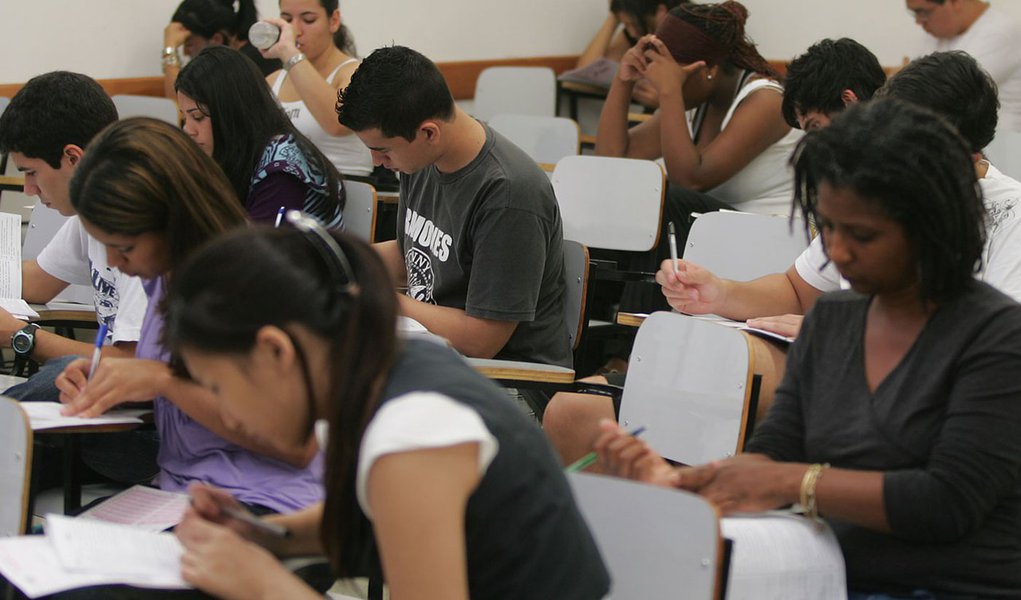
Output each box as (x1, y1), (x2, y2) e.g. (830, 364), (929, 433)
(284, 52), (306, 72)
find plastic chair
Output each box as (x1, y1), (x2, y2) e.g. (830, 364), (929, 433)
(467, 240), (591, 415)
(0, 396), (33, 535)
(342, 180), (377, 242)
(22, 201), (94, 304)
(488, 114), (579, 166)
(568, 472), (721, 600)
(473, 67), (557, 122)
(111, 94), (179, 124)
(552, 155), (665, 252)
(617, 311), (760, 466)
(683, 211), (809, 281)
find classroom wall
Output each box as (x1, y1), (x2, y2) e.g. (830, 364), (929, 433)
(0, 0), (602, 84)
(4, 1), (1021, 84)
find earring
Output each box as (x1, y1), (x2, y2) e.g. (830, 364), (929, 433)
(707, 74), (714, 80)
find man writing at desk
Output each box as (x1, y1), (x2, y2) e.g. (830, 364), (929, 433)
(0, 72), (152, 482)
(338, 46), (572, 369)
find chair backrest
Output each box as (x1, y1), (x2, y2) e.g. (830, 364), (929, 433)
(0, 397), (32, 536)
(22, 201), (95, 304)
(683, 211), (809, 281)
(488, 114), (579, 165)
(553, 155), (665, 251)
(343, 180), (377, 242)
(618, 312), (754, 465)
(562, 240), (590, 351)
(984, 131), (1021, 181)
(473, 67), (557, 122)
(111, 94), (179, 124)
(568, 472), (721, 600)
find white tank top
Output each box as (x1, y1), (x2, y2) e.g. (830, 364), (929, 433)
(272, 58), (374, 177)
(688, 76), (803, 217)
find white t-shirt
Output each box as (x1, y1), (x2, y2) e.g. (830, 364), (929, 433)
(35, 216), (147, 344)
(923, 5), (1021, 133)
(355, 391), (498, 519)
(794, 163), (1021, 301)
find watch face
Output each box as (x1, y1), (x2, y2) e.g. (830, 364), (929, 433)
(12, 328), (34, 355)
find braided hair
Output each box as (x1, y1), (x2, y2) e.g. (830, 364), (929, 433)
(672, 1), (776, 77)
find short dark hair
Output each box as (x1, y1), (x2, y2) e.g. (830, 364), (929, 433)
(173, 0), (234, 40)
(175, 46), (344, 214)
(610, 0), (687, 37)
(0, 71), (117, 168)
(791, 98), (985, 302)
(876, 50), (998, 153)
(781, 38), (886, 129)
(337, 46), (454, 141)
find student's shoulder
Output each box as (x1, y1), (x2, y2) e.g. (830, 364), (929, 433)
(482, 128), (557, 206)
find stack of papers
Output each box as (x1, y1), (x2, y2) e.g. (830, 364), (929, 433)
(21, 401), (149, 431)
(78, 485), (190, 532)
(0, 515), (190, 598)
(0, 212), (38, 320)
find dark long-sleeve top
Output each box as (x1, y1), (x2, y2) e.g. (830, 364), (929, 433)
(746, 282), (1021, 598)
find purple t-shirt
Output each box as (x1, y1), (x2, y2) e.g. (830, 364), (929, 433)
(138, 277), (324, 512)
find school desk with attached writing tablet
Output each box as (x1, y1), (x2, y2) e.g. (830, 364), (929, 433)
(20, 401), (152, 514)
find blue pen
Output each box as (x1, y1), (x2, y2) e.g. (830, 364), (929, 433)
(86, 322), (109, 381)
(274, 206), (286, 227)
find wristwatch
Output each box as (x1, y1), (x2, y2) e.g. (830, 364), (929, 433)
(11, 323), (40, 359)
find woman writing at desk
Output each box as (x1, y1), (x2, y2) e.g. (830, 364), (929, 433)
(597, 98), (1021, 597)
(55, 118), (324, 518)
(159, 223), (609, 599)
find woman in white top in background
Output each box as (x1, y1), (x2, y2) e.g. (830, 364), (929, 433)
(260, 0), (373, 177)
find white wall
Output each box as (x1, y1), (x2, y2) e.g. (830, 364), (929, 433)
(2, 1), (1021, 82)
(0, 0), (604, 84)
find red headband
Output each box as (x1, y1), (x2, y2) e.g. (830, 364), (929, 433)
(654, 12), (729, 67)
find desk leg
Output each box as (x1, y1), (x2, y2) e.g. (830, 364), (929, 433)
(62, 434), (82, 514)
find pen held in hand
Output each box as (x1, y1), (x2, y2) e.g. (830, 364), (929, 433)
(668, 221), (679, 274)
(86, 322), (109, 382)
(220, 505), (292, 539)
(566, 426), (647, 473)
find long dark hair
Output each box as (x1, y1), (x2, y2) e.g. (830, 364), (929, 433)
(175, 46), (344, 213)
(791, 98), (985, 302)
(163, 226), (398, 576)
(69, 117), (247, 273)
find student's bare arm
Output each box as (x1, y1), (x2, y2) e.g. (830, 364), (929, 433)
(399, 296), (516, 359)
(368, 443), (480, 600)
(374, 240), (408, 287)
(21, 259), (69, 303)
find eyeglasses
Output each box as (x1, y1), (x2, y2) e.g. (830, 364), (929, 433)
(285, 210), (357, 295)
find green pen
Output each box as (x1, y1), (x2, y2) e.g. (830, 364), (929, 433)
(565, 426), (647, 473)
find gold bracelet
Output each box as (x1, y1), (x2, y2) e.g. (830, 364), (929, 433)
(799, 463), (829, 520)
